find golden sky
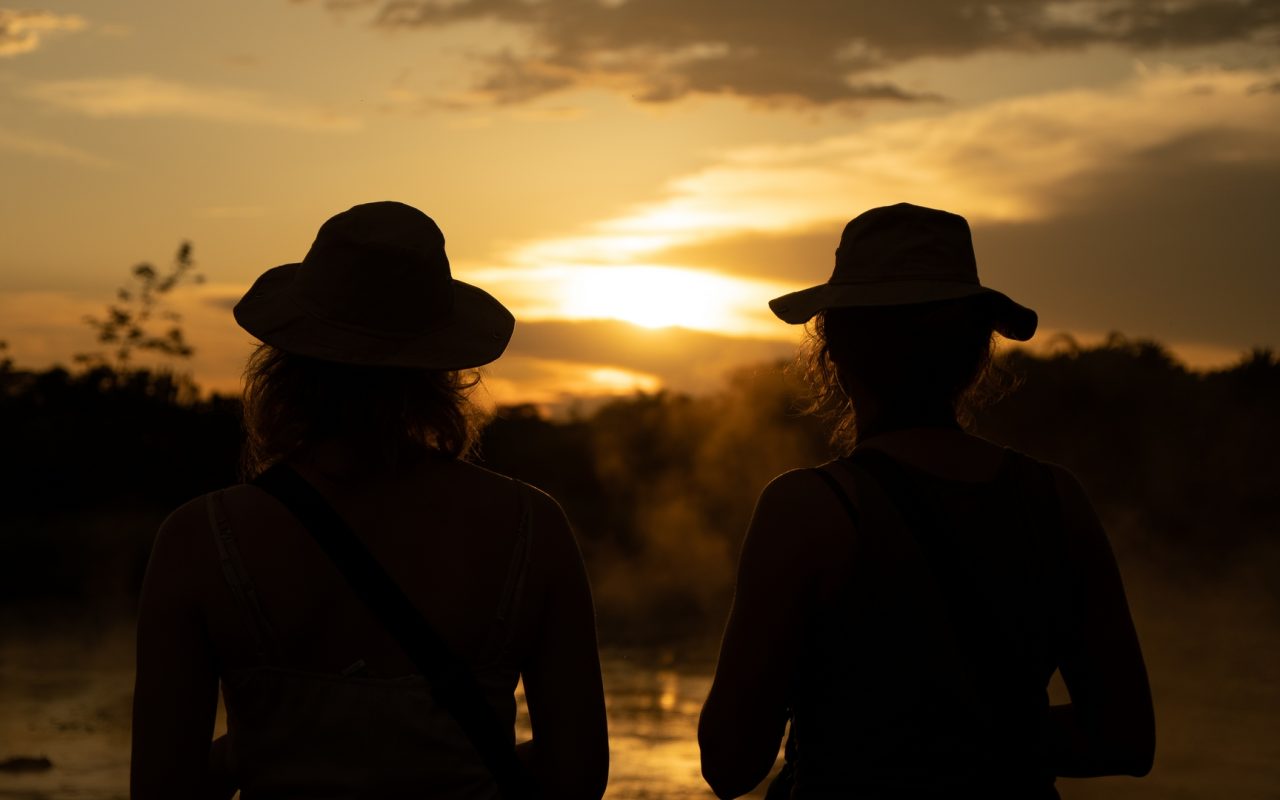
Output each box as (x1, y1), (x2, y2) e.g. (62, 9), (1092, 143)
(2, 1), (1278, 404)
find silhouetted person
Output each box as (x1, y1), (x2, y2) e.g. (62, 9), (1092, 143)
(130, 202), (608, 799)
(699, 203), (1154, 798)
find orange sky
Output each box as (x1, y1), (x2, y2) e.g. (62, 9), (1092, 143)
(2, 1), (1277, 403)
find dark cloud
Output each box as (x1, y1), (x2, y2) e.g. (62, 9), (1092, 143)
(640, 127), (1280, 351)
(339, 0), (1280, 106)
(505, 318), (796, 390)
(976, 131), (1280, 348)
(651, 225), (840, 282)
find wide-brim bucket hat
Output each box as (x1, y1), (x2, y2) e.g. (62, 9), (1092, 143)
(769, 202), (1037, 341)
(234, 201), (514, 369)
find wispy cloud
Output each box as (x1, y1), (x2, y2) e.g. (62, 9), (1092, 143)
(481, 355), (662, 408)
(313, 0), (1280, 107)
(0, 125), (112, 167)
(507, 64), (1280, 280)
(480, 65), (1280, 350)
(0, 9), (85, 58)
(23, 75), (363, 131)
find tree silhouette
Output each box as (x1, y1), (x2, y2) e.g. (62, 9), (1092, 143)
(77, 242), (203, 370)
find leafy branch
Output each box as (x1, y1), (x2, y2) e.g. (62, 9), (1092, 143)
(77, 242), (203, 369)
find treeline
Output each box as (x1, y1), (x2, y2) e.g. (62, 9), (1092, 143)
(1, 338), (1276, 642)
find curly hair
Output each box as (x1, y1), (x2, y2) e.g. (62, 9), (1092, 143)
(798, 296), (1017, 452)
(240, 344), (484, 477)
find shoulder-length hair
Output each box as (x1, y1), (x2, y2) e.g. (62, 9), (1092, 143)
(799, 296), (1016, 452)
(240, 344), (483, 477)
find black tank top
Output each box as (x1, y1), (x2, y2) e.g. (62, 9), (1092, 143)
(782, 448), (1068, 799)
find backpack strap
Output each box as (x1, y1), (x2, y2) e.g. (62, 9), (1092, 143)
(251, 463), (537, 800)
(824, 452), (989, 715)
(480, 479), (534, 666)
(206, 489), (281, 664)
(1000, 450), (1078, 657)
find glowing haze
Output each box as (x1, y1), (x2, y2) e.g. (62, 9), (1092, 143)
(1, 1), (1277, 403)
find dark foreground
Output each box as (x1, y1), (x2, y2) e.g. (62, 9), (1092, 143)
(2, 560), (1277, 800)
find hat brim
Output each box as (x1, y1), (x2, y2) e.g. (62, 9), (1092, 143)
(233, 264), (515, 369)
(769, 280), (1037, 341)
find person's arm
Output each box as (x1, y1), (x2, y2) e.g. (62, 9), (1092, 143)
(518, 490), (609, 800)
(1047, 466), (1155, 778)
(207, 735), (238, 800)
(699, 470), (847, 800)
(131, 499), (225, 799)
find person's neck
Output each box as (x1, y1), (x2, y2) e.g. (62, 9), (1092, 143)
(293, 438), (431, 484)
(854, 404), (961, 446)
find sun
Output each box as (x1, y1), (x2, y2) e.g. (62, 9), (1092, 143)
(558, 265), (747, 331)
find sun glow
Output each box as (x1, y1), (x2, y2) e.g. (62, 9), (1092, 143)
(558, 265), (760, 331)
(462, 262), (796, 335)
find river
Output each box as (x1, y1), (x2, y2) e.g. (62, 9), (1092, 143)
(2, 568), (1278, 800)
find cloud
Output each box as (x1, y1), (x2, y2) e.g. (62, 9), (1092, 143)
(517, 65), (1280, 276)
(647, 226), (838, 283)
(331, 0), (1280, 106)
(480, 355), (662, 408)
(23, 75), (363, 131)
(494, 65), (1280, 351)
(0, 9), (85, 57)
(0, 125), (112, 167)
(974, 138), (1280, 349)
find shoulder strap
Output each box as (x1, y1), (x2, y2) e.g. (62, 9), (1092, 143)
(844, 449), (942, 543)
(826, 453), (988, 710)
(205, 490), (281, 663)
(250, 464), (537, 800)
(1000, 449), (1077, 648)
(494, 481), (534, 626)
(480, 480), (534, 665)
(810, 467), (859, 526)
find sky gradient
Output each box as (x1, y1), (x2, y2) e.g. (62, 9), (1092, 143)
(2, 1), (1277, 403)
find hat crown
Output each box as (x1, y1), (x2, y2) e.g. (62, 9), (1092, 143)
(832, 202), (978, 286)
(292, 201), (453, 335)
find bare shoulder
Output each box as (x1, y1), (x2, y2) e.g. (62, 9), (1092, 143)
(1034, 460), (1123, 571)
(452, 461), (571, 525)
(758, 466), (844, 510)
(743, 466), (856, 569)
(142, 492), (229, 598)
(519, 480), (573, 525)
(451, 461), (578, 562)
(755, 466), (854, 533)
(445, 461), (545, 501)
(1038, 461), (1099, 521)
(152, 493), (223, 556)
(518, 482), (579, 567)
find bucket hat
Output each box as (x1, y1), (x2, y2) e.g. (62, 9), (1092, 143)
(768, 202), (1037, 341)
(234, 201), (514, 369)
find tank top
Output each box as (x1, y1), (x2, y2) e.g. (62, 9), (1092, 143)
(782, 448), (1069, 799)
(205, 480), (534, 800)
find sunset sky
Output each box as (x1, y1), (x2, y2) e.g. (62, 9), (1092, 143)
(2, 1), (1277, 404)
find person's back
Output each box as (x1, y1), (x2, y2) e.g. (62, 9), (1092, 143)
(130, 202), (609, 800)
(699, 204), (1154, 798)
(788, 437), (1068, 797)
(212, 457), (547, 797)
